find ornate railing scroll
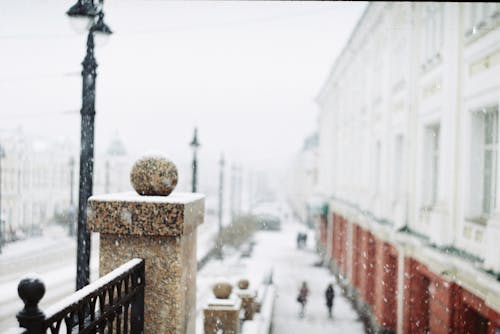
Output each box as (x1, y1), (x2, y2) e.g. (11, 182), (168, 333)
(15, 258), (145, 334)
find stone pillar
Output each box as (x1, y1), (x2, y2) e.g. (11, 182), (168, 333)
(87, 155), (204, 334)
(485, 215), (500, 272)
(204, 282), (241, 334)
(235, 279), (256, 320)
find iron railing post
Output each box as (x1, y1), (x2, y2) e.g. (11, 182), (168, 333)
(130, 262), (145, 333)
(16, 277), (46, 334)
(15, 259), (145, 333)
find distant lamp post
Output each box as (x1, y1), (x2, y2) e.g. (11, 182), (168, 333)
(190, 128), (201, 193)
(230, 165), (236, 221)
(68, 157), (76, 237)
(66, 0), (112, 291)
(217, 153), (225, 259)
(0, 144), (5, 254)
(105, 160), (110, 193)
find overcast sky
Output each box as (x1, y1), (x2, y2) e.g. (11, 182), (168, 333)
(0, 0), (366, 182)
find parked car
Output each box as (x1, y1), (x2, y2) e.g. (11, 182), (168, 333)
(255, 213), (281, 231)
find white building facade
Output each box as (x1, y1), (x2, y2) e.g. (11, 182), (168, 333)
(315, 3), (500, 333)
(0, 129), (133, 241)
(0, 129), (75, 239)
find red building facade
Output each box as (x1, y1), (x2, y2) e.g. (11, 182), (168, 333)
(317, 210), (500, 334)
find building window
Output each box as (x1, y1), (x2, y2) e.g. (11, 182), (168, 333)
(464, 307), (488, 334)
(469, 107), (498, 219)
(421, 3), (443, 66)
(482, 110), (498, 214)
(391, 39), (406, 88)
(465, 3), (500, 38)
(423, 124), (440, 207)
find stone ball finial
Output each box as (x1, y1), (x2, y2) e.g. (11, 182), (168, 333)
(237, 279), (249, 290)
(17, 276), (45, 317)
(212, 282), (233, 299)
(130, 155), (178, 196)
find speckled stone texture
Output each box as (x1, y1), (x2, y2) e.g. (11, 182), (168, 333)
(203, 298), (241, 334)
(87, 192), (204, 334)
(130, 155), (178, 196)
(87, 192), (204, 236)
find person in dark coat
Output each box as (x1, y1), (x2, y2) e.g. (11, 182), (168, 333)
(325, 283), (335, 318)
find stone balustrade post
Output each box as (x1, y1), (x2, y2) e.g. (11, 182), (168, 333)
(203, 282), (241, 334)
(87, 155), (204, 334)
(235, 279), (256, 321)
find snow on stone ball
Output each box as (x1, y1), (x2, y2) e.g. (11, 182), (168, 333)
(130, 155), (178, 196)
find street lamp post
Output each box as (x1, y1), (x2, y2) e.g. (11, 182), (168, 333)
(189, 128), (200, 193)
(105, 160), (110, 193)
(66, 0), (112, 291)
(230, 164), (236, 221)
(217, 153), (224, 259)
(0, 144), (5, 254)
(68, 157), (75, 237)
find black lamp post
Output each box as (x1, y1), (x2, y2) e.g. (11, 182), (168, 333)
(230, 164), (236, 221)
(66, 0), (112, 291)
(68, 157), (75, 237)
(105, 160), (110, 193)
(0, 144), (5, 254)
(190, 128), (200, 193)
(217, 153), (224, 259)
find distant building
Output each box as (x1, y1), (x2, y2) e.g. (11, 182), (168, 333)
(0, 128), (75, 239)
(314, 3), (500, 333)
(94, 134), (133, 195)
(0, 129), (134, 241)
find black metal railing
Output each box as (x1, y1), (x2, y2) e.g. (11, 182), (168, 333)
(14, 258), (145, 334)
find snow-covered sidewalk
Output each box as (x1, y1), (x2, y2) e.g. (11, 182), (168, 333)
(196, 218), (364, 334)
(265, 221), (364, 333)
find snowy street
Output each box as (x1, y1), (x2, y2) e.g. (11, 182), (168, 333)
(262, 222), (364, 333)
(196, 218), (364, 334)
(0, 226), (100, 331)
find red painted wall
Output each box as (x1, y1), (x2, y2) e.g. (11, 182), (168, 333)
(327, 211), (500, 334)
(373, 241), (398, 331)
(352, 225), (362, 290)
(402, 258), (500, 334)
(318, 214), (327, 248)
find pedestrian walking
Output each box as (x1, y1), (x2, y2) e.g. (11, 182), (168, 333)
(297, 281), (309, 318)
(325, 283), (335, 318)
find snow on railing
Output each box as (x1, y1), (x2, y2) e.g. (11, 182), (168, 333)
(12, 258), (145, 334)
